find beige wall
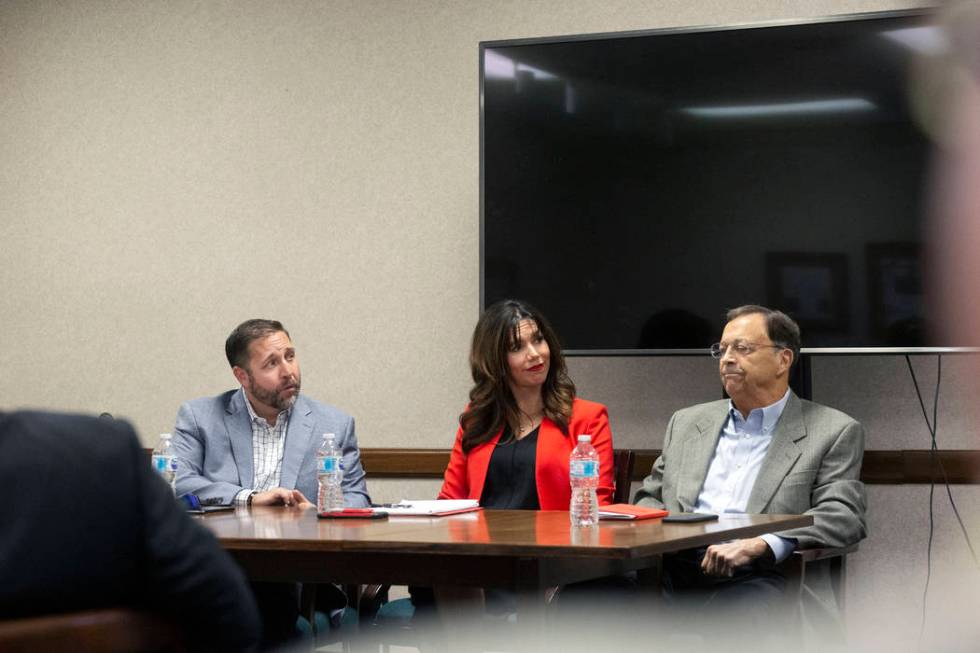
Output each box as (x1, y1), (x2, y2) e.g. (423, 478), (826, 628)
(0, 0), (936, 446)
(6, 0), (979, 648)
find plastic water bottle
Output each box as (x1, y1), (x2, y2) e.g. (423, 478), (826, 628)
(317, 432), (344, 513)
(152, 433), (177, 495)
(569, 434), (599, 526)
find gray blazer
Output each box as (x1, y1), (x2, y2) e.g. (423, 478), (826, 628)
(635, 392), (867, 549)
(173, 389), (370, 507)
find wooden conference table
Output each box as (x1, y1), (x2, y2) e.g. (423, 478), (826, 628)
(202, 507), (812, 607)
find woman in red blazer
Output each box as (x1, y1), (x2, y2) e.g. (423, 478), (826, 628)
(438, 299), (615, 509)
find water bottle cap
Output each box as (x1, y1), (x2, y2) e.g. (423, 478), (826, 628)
(323, 432), (336, 441)
(160, 433), (172, 440)
(577, 434), (591, 442)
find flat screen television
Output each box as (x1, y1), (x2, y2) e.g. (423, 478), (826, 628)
(481, 10), (957, 354)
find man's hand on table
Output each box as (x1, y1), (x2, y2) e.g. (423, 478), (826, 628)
(251, 488), (314, 508)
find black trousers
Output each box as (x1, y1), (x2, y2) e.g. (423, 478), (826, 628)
(251, 581), (301, 648)
(661, 546), (788, 646)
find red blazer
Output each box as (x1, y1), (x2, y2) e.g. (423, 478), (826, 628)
(438, 398), (615, 509)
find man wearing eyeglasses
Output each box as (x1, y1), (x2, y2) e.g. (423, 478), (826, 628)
(635, 304), (866, 629)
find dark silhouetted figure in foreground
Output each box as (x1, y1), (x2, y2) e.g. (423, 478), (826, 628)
(0, 410), (261, 652)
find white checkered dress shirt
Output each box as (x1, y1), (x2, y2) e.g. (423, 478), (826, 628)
(234, 387), (291, 505)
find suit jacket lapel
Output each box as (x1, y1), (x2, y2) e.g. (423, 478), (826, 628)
(224, 390), (254, 487)
(280, 395), (314, 491)
(677, 406), (727, 511)
(746, 392), (806, 513)
(468, 429), (503, 502)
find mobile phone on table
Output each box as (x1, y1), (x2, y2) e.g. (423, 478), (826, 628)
(181, 493), (234, 514)
(662, 513), (718, 523)
(318, 508), (388, 520)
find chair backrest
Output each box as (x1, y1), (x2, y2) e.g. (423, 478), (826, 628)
(612, 449), (636, 504)
(0, 609), (186, 653)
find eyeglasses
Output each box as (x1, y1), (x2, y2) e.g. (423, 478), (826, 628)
(709, 341), (785, 359)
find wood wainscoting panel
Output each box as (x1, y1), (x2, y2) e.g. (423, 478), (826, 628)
(359, 448), (980, 484)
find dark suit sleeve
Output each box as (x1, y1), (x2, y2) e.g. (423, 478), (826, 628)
(133, 429), (262, 652)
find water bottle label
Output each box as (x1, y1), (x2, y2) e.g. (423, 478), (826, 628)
(319, 456), (340, 473)
(570, 460), (598, 478)
(152, 455), (176, 473)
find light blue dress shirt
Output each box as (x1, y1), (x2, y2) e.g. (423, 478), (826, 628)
(694, 388), (796, 562)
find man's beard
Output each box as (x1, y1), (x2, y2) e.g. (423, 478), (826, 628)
(246, 370), (301, 412)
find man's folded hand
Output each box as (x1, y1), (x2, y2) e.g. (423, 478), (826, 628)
(700, 537), (770, 577)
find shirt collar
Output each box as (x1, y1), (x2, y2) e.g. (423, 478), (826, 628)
(728, 388), (791, 435)
(241, 387), (290, 427)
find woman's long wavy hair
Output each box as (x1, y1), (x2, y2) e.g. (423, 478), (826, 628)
(459, 299), (576, 453)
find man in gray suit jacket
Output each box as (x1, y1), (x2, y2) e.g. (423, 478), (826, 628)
(173, 318), (369, 508)
(636, 305), (866, 621)
(172, 318), (370, 646)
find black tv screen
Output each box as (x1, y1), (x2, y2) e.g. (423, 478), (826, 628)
(481, 11), (946, 353)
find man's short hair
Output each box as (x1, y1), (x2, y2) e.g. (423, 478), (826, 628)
(225, 319), (289, 369)
(726, 305), (801, 364)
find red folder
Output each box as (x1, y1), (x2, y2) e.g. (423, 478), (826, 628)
(598, 503), (669, 521)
